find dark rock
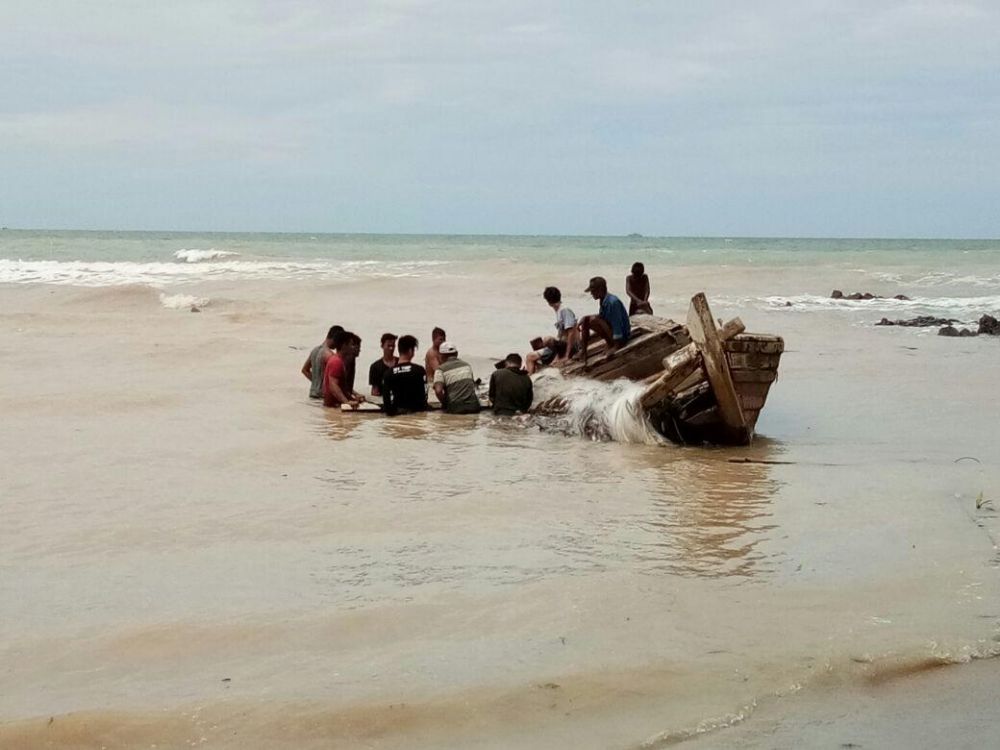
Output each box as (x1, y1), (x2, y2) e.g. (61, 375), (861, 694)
(831, 290), (910, 301)
(978, 315), (1000, 336)
(190, 305), (201, 313)
(940, 325), (978, 337)
(876, 316), (957, 327)
(784, 301), (793, 307)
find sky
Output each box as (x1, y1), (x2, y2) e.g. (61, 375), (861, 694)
(1, 1), (998, 237)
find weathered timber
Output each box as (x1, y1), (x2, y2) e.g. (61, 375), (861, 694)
(639, 344), (703, 410)
(686, 293), (747, 442)
(730, 369), (778, 383)
(719, 318), (746, 340)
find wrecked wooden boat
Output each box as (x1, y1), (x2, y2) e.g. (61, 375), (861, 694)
(539, 293), (783, 446)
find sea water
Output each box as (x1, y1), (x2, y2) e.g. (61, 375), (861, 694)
(1, 230), (999, 748)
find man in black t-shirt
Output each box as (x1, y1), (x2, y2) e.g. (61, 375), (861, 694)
(368, 333), (398, 397)
(382, 334), (429, 416)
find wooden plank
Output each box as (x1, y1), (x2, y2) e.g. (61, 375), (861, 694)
(686, 293), (747, 440)
(639, 344), (702, 409)
(725, 337), (785, 354)
(719, 318), (746, 341)
(727, 352), (782, 369)
(731, 370), (778, 383)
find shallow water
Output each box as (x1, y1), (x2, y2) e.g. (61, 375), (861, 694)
(1, 232), (999, 748)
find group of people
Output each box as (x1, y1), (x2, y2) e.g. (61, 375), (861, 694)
(300, 263), (652, 417)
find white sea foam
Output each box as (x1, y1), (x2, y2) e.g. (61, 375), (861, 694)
(174, 248), (240, 263)
(530, 370), (667, 445)
(0, 258), (448, 286)
(758, 293), (1000, 319)
(159, 293), (209, 310)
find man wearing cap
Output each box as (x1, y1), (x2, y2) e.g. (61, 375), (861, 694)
(432, 342), (481, 414)
(489, 353), (533, 416)
(578, 276), (631, 364)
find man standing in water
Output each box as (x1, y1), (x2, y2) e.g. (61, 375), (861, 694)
(382, 335), (428, 416)
(323, 331), (365, 409)
(489, 353), (533, 416)
(578, 276), (631, 364)
(368, 333), (398, 398)
(625, 262), (653, 315)
(424, 327), (446, 381)
(301, 325), (343, 399)
(432, 342), (480, 414)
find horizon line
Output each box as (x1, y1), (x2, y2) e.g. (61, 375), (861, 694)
(2, 226), (998, 242)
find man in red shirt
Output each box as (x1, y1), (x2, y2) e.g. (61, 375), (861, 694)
(323, 331), (365, 408)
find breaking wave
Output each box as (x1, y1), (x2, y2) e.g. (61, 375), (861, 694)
(530, 370), (667, 445)
(0, 258), (448, 286)
(159, 293), (210, 310)
(757, 293), (1000, 320)
(173, 248), (239, 263)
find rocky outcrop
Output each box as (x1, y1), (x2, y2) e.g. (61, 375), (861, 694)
(936, 315), (999, 338)
(831, 290), (911, 301)
(939, 326), (977, 337)
(876, 316), (956, 327)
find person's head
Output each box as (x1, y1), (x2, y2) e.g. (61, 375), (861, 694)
(439, 341), (457, 360)
(397, 334), (418, 358)
(380, 333), (397, 359)
(631, 262), (645, 276)
(432, 327), (446, 347)
(331, 330), (353, 354)
(584, 276), (608, 300)
(505, 353), (523, 370)
(343, 333), (361, 360)
(325, 324), (344, 344)
(543, 286), (562, 308)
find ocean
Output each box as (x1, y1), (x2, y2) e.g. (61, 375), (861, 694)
(1, 230), (999, 748)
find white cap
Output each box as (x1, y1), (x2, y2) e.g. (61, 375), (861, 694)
(439, 342), (458, 355)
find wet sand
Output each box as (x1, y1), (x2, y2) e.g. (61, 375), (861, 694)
(2, 266), (999, 748)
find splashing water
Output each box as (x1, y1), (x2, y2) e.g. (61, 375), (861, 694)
(530, 370), (668, 445)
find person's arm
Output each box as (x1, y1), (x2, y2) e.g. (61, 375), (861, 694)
(432, 369), (447, 404)
(369, 362), (381, 397)
(488, 372), (497, 404)
(302, 355), (312, 380)
(382, 372), (396, 416)
(326, 374), (351, 406)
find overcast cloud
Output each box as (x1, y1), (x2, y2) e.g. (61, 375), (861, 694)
(2, 1), (998, 236)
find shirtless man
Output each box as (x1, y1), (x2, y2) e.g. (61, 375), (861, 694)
(625, 262), (653, 315)
(424, 327), (446, 381)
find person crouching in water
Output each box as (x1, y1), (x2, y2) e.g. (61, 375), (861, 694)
(432, 342), (480, 414)
(578, 276), (631, 364)
(489, 353), (533, 416)
(381, 335), (428, 416)
(323, 330), (366, 409)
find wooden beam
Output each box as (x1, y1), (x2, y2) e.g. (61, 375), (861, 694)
(686, 293), (748, 441)
(719, 317), (745, 341)
(639, 344), (702, 410)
